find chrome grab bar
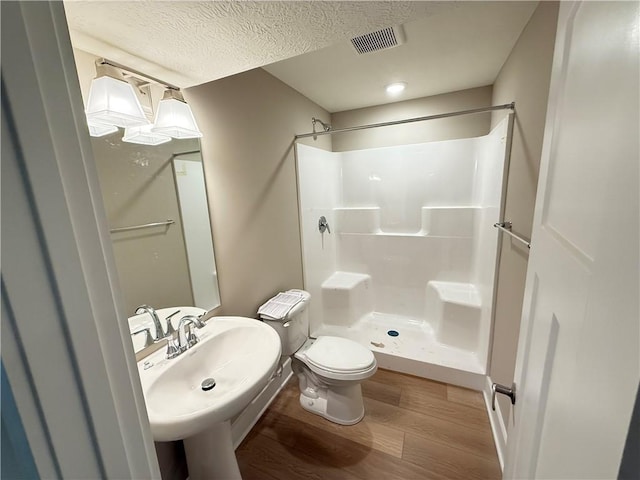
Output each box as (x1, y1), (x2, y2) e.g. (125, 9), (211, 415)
(494, 222), (531, 249)
(110, 219), (175, 234)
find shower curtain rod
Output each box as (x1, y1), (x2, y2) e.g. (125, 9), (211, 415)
(295, 102), (515, 139)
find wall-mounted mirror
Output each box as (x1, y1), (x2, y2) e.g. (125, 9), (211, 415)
(91, 134), (220, 314)
(71, 48), (220, 354)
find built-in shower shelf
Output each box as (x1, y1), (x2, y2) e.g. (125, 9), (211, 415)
(427, 281), (481, 308)
(338, 231), (427, 237)
(334, 206), (480, 237)
(321, 272), (373, 327)
(426, 281), (482, 353)
(321, 271), (371, 290)
(338, 231), (477, 239)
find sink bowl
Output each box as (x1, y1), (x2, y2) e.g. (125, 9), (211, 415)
(138, 316), (281, 442)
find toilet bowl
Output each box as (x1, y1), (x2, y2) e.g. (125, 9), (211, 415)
(259, 290), (377, 425)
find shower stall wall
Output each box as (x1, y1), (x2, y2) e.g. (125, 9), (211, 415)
(296, 116), (511, 387)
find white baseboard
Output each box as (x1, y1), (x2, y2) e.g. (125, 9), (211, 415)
(483, 375), (508, 471)
(231, 357), (293, 449)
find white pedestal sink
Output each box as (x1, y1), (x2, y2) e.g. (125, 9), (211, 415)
(137, 316), (281, 480)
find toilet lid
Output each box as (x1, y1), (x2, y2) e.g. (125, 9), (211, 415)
(305, 336), (375, 373)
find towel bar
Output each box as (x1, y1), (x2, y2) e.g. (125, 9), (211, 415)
(494, 222), (531, 249)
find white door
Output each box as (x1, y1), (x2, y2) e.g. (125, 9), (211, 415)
(503, 2), (639, 479)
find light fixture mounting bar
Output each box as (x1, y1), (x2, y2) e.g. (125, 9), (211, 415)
(97, 58), (180, 91)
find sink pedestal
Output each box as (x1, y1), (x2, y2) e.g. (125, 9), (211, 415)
(138, 317), (281, 479)
(183, 420), (241, 480)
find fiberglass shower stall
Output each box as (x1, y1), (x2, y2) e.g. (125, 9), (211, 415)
(295, 109), (514, 388)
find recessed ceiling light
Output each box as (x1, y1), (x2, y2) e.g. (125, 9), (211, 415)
(385, 82), (407, 95)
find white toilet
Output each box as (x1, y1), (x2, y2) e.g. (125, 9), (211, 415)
(260, 289), (377, 425)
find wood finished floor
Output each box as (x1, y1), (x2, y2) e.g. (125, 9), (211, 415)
(236, 369), (501, 480)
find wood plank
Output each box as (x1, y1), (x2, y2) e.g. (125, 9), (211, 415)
(372, 368), (447, 399)
(266, 383), (405, 458)
(363, 396), (498, 461)
(403, 432), (502, 480)
(399, 384), (491, 432)
(447, 384), (486, 410)
(361, 378), (402, 406)
(251, 410), (436, 480)
(237, 458), (280, 480)
(237, 432), (358, 480)
(236, 368), (501, 480)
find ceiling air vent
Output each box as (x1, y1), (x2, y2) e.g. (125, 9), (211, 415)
(350, 25), (406, 55)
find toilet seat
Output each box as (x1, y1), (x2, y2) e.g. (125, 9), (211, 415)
(295, 336), (377, 381)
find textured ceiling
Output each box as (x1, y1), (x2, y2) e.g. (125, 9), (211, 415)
(264, 2), (538, 112)
(64, 1), (458, 88)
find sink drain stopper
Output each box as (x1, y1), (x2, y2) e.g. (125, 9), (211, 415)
(201, 378), (216, 391)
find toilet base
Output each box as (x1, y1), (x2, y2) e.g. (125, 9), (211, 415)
(298, 383), (365, 426)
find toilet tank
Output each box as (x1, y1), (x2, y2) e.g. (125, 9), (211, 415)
(260, 289), (310, 356)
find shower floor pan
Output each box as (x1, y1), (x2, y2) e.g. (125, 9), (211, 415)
(314, 312), (485, 390)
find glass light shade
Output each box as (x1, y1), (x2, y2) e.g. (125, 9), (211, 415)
(123, 124), (171, 146)
(152, 98), (203, 139)
(86, 76), (150, 128)
(87, 120), (118, 137)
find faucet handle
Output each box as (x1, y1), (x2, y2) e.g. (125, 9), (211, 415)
(318, 216), (331, 234)
(164, 309), (181, 336)
(131, 327), (153, 348)
(165, 317), (177, 336)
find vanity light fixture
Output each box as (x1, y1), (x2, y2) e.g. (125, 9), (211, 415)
(87, 120), (118, 138)
(84, 59), (202, 145)
(123, 124), (172, 146)
(385, 82), (407, 95)
(152, 89), (203, 139)
(85, 62), (150, 128)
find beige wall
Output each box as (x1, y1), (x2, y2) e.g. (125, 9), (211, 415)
(331, 86), (493, 151)
(489, 1), (559, 425)
(184, 68), (331, 318)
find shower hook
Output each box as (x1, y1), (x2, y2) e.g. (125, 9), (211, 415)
(318, 216), (331, 234)
(312, 117), (332, 140)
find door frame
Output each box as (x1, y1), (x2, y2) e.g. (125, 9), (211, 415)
(2, 2), (159, 477)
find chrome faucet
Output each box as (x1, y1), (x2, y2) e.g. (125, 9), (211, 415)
(135, 305), (164, 341)
(166, 315), (205, 359)
(180, 314), (205, 329)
